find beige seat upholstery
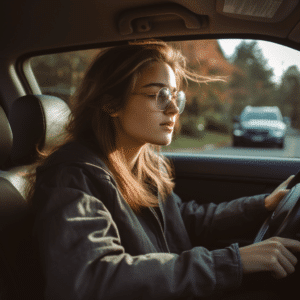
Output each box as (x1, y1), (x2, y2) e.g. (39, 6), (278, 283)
(0, 95), (71, 299)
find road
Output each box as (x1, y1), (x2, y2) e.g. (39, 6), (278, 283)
(202, 135), (300, 158)
(167, 128), (300, 158)
(203, 128), (300, 158)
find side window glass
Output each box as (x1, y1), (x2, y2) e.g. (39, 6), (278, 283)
(29, 40), (300, 158)
(165, 40), (300, 159)
(30, 49), (102, 103)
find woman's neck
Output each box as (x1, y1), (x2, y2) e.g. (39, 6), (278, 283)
(121, 146), (142, 170)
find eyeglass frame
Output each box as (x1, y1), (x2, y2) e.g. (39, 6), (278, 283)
(131, 87), (186, 114)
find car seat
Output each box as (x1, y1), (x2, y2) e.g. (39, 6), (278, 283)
(0, 105), (25, 300)
(0, 95), (71, 299)
(0, 106), (12, 169)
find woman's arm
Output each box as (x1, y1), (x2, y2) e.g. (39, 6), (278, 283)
(172, 176), (294, 247)
(172, 192), (271, 246)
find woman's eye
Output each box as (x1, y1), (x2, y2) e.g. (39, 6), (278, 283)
(145, 94), (156, 99)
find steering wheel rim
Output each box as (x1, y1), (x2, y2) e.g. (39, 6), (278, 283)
(254, 183), (300, 243)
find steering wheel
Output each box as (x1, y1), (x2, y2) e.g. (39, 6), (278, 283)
(254, 171), (300, 243)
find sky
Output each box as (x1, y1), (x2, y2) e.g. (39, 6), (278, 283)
(218, 39), (300, 83)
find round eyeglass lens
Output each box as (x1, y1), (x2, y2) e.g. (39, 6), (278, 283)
(156, 88), (171, 111)
(177, 91), (186, 114)
(157, 88), (186, 114)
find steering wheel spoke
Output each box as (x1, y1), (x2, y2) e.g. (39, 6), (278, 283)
(254, 183), (300, 243)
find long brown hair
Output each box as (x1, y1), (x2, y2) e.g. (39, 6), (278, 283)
(28, 39), (221, 213)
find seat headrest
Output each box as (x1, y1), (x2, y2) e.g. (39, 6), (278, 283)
(9, 95), (71, 165)
(0, 106), (13, 167)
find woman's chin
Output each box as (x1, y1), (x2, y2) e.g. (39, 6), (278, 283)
(153, 137), (173, 146)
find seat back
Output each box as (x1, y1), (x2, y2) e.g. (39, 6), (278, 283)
(0, 106), (25, 299)
(0, 95), (71, 299)
(0, 105), (12, 169)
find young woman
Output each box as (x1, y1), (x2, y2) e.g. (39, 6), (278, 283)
(31, 40), (300, 300)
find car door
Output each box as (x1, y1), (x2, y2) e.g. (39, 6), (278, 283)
(168, 153), (300, 205)
(161, 150), (300, 251)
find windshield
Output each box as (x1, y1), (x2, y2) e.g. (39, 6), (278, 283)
(242, 112), (279, 121)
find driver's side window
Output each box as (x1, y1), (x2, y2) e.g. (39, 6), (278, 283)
(30, 39), (300, 159)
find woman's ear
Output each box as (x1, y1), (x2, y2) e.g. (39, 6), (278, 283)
(102, 106), (121, 118)
(102, 94), (122, 117)
(110, 111), (120, 117)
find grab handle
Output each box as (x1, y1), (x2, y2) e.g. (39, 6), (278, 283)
(118, 3), (204, 35)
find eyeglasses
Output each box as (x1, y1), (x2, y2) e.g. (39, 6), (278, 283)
(134, 87), (186, 114)
(156, 88), (186, 114)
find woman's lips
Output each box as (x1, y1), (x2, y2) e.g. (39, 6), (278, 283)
(161, 124), (174, 132)
(160, 122), (175, 126)
(160, 121), (174, 132)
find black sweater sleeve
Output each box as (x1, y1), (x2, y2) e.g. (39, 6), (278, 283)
(173, 192), (271, 247)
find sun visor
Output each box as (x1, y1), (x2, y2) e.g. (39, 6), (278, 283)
(216, 0), (299, 23)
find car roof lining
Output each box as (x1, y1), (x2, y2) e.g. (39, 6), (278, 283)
(2, 0), (300, 58)
(17, 34), (300, 58)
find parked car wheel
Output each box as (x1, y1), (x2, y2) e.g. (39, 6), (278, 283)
(232, 138), (239, 147)
(278, 141), (285, 149)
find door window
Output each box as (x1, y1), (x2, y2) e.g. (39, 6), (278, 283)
(30, 39), (300, 158)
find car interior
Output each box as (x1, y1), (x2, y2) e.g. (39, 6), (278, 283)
(2, 0), (300, 299)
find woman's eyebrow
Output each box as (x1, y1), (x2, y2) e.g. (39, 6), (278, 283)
(142, 83), (177, 92)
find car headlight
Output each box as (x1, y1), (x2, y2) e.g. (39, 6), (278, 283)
(233, 129), (244, 136)
(271, 130), (284, 137)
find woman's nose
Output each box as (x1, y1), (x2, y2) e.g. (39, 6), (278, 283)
(164, 99), (179, 115)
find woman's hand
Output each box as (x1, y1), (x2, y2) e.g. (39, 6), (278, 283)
(239, 237), (300, 279)
(264, 175), (295, 211)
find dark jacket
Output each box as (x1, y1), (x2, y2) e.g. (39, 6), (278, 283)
(32, 141), (270, 300)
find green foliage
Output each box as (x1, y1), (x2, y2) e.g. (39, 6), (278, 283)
(204, 111), (231, 134)
(229, 41), (276, 118)
(162, 132), (230, 152)
(277, 65), (300, 129)
(30, 50), (100, 103)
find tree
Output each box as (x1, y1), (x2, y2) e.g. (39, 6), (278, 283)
(30, 49), (100, 102)
(277, 65), (300, 129)
(229, 41), (276, 118)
